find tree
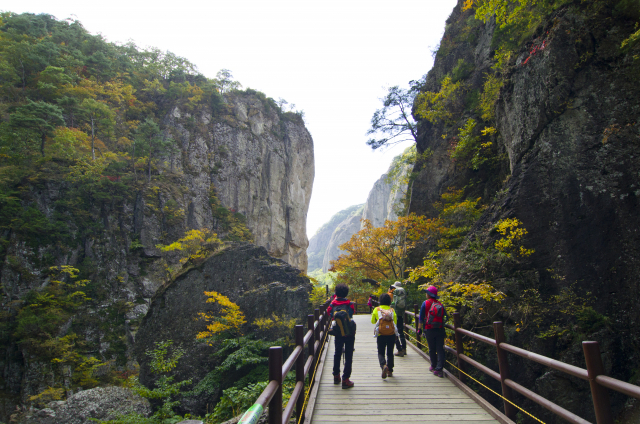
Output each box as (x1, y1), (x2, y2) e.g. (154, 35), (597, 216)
(330, 215), (442, 282)
(134, 118), (172, 182)
(79, 98), (115, 160)
(10, 100), (65, 156)
(214, 69), (242, 93)
(366, 84), (419, 150)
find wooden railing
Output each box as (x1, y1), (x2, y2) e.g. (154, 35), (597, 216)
(391, 302), (640, 424)
(237, 297), (333, 424)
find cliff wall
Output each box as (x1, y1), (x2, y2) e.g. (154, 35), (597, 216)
(409, 1), (640, 421)
(0, 91), (314, 414)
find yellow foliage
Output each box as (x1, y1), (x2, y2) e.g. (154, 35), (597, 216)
(29, 387), (65, 407)
(156, 228), (221, 264)
(414, 76), (467, 125)
(409, 258), (505, 309)
(462, 0), (475, 11)
(253, 314), (296, 331)
(197, 291), (246, 340)
(494, 218), (534, 257)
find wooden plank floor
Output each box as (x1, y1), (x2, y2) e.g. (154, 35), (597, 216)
(310, 314), (500, 423)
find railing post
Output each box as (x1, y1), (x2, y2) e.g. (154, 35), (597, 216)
(295, 325), (305, 424)
(314, 309), (320, 342)
(493, 322), (517, 420)
(325, 285), (329, 297)
(268, 347), (283, 424)
(307, 314), (315, 364)
(583, 341), (613, 424)
(453, 312), (466, 383)
(414, 304), (421, 349)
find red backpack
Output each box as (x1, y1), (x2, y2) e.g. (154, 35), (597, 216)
(426, 300), (447, 329)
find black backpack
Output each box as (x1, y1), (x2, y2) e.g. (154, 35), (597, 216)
(330, 303), (356, 337)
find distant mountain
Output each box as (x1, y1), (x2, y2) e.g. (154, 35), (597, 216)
(307, 204), (363, 272)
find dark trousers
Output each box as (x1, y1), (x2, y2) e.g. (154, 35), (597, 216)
(333, 335), (355, 379)
(425, 328), (446, 371)
(377, 335), (395, 372)
(395, 313), (406, 351)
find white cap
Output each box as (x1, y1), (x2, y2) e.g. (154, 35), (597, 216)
(393, 281), (402, 288)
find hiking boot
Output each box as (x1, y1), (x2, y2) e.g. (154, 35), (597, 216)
(381, 365), (388, 379)
(333, 375), (341, 384)
(433, 369), (444, 378)
(387, 371), (393, 377)
(429, 366), (434, 372)
(394, 350), (405, 357)
(342, 378), (354, 389)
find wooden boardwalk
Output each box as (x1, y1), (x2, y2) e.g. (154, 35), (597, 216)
(309, 314), (502, 423)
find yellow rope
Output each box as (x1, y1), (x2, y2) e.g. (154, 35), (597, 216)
(402, 331), (545, 424)
(297, 324), (331, 424)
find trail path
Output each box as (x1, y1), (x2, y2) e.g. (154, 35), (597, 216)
(310, 314), (500, 423)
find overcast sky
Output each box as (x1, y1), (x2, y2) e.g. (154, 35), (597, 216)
(3, 0), (458, 238)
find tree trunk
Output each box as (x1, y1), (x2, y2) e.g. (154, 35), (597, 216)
(90, 116), (95, 161)
(40, 132), (46, 156)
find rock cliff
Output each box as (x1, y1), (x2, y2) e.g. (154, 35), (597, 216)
(158, 92), (314, 271)
(0, 91), (314, 418)
(409, 1), (640, 421)
(135, 243), (312, 416)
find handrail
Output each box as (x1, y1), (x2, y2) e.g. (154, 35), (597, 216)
(500, 342), (588, 380)
(237, 297), (333, 424)
(402, 302), (639, 424)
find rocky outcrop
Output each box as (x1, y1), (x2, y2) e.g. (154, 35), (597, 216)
(134, 243), (312, 416)
(17, 387), (151, 424)
(160, 93), (314, 271)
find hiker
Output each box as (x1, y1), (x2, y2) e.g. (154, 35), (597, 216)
(371, 292), (397, 379)
(387, 284), (395, 302)
(327, 283), (355, 389)
(391, 281), (408, 357)
(418, 286), (448, 378)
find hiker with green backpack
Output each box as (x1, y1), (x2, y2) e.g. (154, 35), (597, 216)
(391, 281), (408, 357)
(371, 292), (398, 379)
(327, 283), (356, 389)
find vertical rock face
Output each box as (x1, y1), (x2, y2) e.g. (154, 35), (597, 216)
(319, 163), (410, 272)
(360, 167), (409, 228)
(408, 1), (640, 421)
(165, 93), (314, 271)
(321, 212), (364, 272)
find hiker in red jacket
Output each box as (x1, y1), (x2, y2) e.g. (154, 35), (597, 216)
(327, 283), (356, 388)
(418, 286), (448, 377)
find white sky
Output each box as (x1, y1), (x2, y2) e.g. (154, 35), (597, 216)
(3, 0), (457, 238)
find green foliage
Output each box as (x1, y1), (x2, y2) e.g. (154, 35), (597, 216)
(189, 335), (283, 397)
(415, 76), (467, 126)
(450, 118), (495, 170)
(480, 74), (503, 121)
(209, 381), (268, 422)
(451, 59), (475, 83)
(116, 340), (192, 423)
